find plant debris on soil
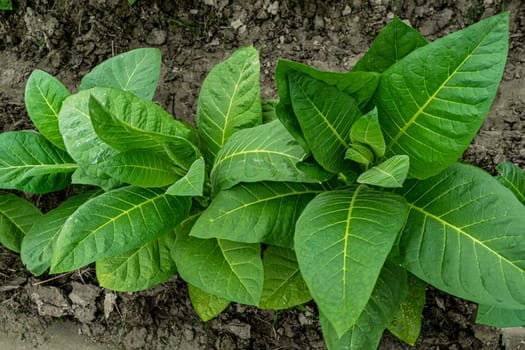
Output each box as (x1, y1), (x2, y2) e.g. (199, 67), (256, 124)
(1, 0), (524, 349)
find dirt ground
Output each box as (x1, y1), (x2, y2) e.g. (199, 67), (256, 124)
(1, 0), (525, 349)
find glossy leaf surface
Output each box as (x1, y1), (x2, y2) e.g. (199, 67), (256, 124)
(25, 69), (71, 149)
(357, 155), (410, 188)
(51, 186), (190, 273)
(398, 162), (525, 309)
(79, 48), (161, 100)
(166, 157), (205, 197)
(376, 13), (509, 179)
(295, 185), (408, 336)
(349, 108), (385, 158)
(0, 131), (76, 193)
(197, 46), (261, 164)
(0, 194), (42, 253)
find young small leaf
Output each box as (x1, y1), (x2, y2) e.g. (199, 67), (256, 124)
(166, 157), (205, 197)
(25, 70), (71, 149)
(99, 150), (183, 188)
(79, 48), (161, 100)
(0, 194), (42, 253)
(357, 155), (410, 188)
(188, 284), (231, 322)
(96, 231), (177, 292)
(0, 131), (75, 194)
(496, 162), (525, 204)
(320, 262), (408, 349)
(349, 108), (385, 158)
(288, 71), (360, 173)
(353, 16), (428, 73)
(21, 191), (102, 276)
(174, 215), (264, 306)
(191, 182), (324, 248)
(476, 304), (525, 328)
(377, 13), (509, 179)
(197, 46), (261, 164)
(387, 274), (426, 346)
(211, 120), (331, 191)
(345, 144), (375, 166)
(51, 186), (191, 273)
(295, 185), (408, 336)
(398, 162), (525, 309)
(259, 246), (311, 310)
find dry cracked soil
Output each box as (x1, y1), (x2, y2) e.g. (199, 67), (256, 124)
(1, 0), (525, 349)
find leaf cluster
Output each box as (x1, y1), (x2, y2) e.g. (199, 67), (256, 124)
(0, 13), (523, 349)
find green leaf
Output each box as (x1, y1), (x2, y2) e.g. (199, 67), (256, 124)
(211, 120), (331, 191)
(71, 166), (120, 191)
(387, 274), (426, 346)
(88, 92), (195, 154)
(0, 194), (42, 253)
(164, 139), (200, 171)
(259, 246), (311, 310)
(174, 215), (264, 306)
(349, 108), (385, 158)
(0, 0), (12, 10)
(476, 304), (525, 328)
(352, 16), (428, 73)
(196, 46), (261, 164)
(188, 284), (231, 322)
(398, 162), (525, 309)
(262, 98), (279, 123)
(0, 131), (76, 194)
(50, 186), (191, 273)
(25, 70), (71, 149)
(99, 150), (183, 188)
(345, 144), (375, 166)
(357, 155), (410, 188)
(288, 71), (361, 173)
(166, 157), (205, 197)
(295, 185), (408, 336)
(496, 162), (525, 204)
(96, 230), (177, 292)
(377, 13), (509, 179)
(79, 48), (161, 100)
(320, 262), (408, 350)
(21, 191), (101, 276)
(191, 182), (323, 248)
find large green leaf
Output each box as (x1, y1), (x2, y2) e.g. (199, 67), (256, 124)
(50, 186), (191, 273)
(0, 131), (76, 194)
(259, 246), (311, 310)
(71, 166), (121, 191)
(174, 215), (264, 306)
(352, 16), (428, 73)
(79, 48), (161, 100)
(295, 185), (408, 336)
(476, 304), (525, 327)
(188, 284), (231, 322)
(496, 162), (525, 204)
(25, 70), (71, 149)
(387, 274), (426, 346)
(88, 91), (195, 154)
(99, 150), (183, 188)
(288, 71), (361, 173)
(398, 162), (525, 309)
(275, 59), (380, 151)
(376, 13), (509, 179)
(196, 46), (261, 164)
(211, 120), (331, 191)
(191, 182), (323, 248)
(0, 194), (42, 253)
(165, 157), (205, 197)
(21, 191), (101, 276)
(96, 230), (177, 292)
(320, 262), (408, 350)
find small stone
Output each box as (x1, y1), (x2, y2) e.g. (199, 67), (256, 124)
(124, 327), (147, 350)
(225, 321), (251, 340)
(267, 1), (279, 16)
(502, 327), (525, 349)
(231, 19), (243, 30)
(104, 291), (118, 319)
(183, 327), (195, 341)
(146, 28), (167, 46)
(342, 5), (352, 16)
(314, 15), (324, 30)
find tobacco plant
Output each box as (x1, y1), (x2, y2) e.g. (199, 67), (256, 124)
(0, 12), (523, 349)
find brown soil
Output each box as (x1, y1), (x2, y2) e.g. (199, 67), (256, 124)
(1, 0), (524, 349)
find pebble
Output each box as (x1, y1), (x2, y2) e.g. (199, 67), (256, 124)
(146, 28), (167, 46)
(225, 322), (251, 340)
